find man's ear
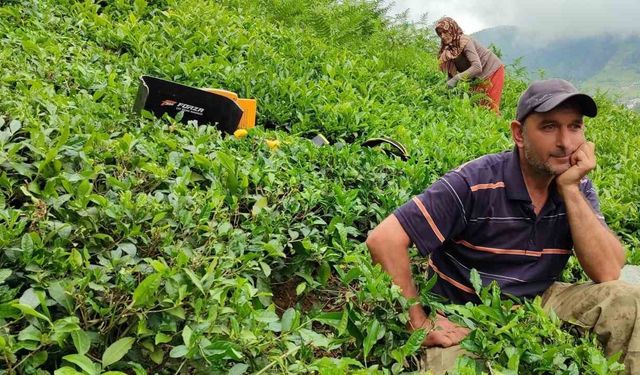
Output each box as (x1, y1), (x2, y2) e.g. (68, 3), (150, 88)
(511, 120), (525, 148)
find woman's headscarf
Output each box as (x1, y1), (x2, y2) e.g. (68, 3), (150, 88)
(436, 17), (471, 77)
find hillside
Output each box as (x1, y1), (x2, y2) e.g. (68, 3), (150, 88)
(474, 26), (640, 110)
(1, 1), (639, 373)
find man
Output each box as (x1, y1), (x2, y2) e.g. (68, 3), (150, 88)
(366, 79), (639, 374)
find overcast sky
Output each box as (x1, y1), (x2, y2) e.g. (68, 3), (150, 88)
(387, 0), (640, 38)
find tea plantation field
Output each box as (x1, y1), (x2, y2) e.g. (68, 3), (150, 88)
(1, 0), (639, 374)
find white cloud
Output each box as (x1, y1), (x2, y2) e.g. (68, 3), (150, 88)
(386, 0), (640, 38)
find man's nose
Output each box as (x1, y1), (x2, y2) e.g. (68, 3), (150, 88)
(556, 126), (571, 150)
(556, 125), (584, 151)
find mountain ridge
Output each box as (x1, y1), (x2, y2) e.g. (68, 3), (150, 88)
(473, 26), (640, 110)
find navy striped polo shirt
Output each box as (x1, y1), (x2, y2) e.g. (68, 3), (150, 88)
(394, 148), (605, 304)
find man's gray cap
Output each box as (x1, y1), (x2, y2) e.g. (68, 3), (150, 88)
(516, 79), (598, 122)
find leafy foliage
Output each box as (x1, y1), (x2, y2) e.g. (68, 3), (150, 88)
(0, 0), (638, 374)
(447, 271), (625, 374)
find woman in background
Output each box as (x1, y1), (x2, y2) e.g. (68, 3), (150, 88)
(436, 17), (505, 113)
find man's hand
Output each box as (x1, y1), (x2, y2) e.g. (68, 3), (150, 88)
(410, 309), (469, 347)
(556, 141), (596, 192)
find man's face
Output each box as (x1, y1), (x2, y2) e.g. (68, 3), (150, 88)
(517, 105), (586, 176)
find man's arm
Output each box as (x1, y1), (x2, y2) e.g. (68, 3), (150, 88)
(366, 214), (468, 347)
(366, 215), (424, 325)
(556, 142), (625, 281)
(560, 186), (624, 281)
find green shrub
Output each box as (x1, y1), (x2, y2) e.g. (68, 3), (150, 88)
(0, 0), (638, 373)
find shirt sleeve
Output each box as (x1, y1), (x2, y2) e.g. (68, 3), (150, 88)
(581, 178), (607, 226)
(457, 41), (483, 80)
(393, 171), (471, 257)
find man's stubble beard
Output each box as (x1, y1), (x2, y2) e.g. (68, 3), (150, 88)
(523, 136), (560, 177)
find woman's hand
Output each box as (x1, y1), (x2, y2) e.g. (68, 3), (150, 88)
(447, 76), (459, 89)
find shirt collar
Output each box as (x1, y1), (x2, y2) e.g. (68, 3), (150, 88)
(548, 180), (563, 207)
(504, 147), (563, 208)
(504, 147), (531, 202)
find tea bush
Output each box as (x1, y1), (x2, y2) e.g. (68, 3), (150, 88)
(1, 0), (638, 373)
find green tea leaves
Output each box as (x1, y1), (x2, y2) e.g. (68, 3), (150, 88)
(102, 337), (135, 368)
(132, 274), (162, 307)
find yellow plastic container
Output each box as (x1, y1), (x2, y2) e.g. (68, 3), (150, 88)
(203, 88), (256, 129)
(236, 98), (257, 129)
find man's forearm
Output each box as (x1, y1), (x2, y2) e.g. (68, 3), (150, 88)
(368, 240), (428, 324)
(369, 240), (417, 299)
(366, 215), (428, 326)
(561, 187), (625, 281)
